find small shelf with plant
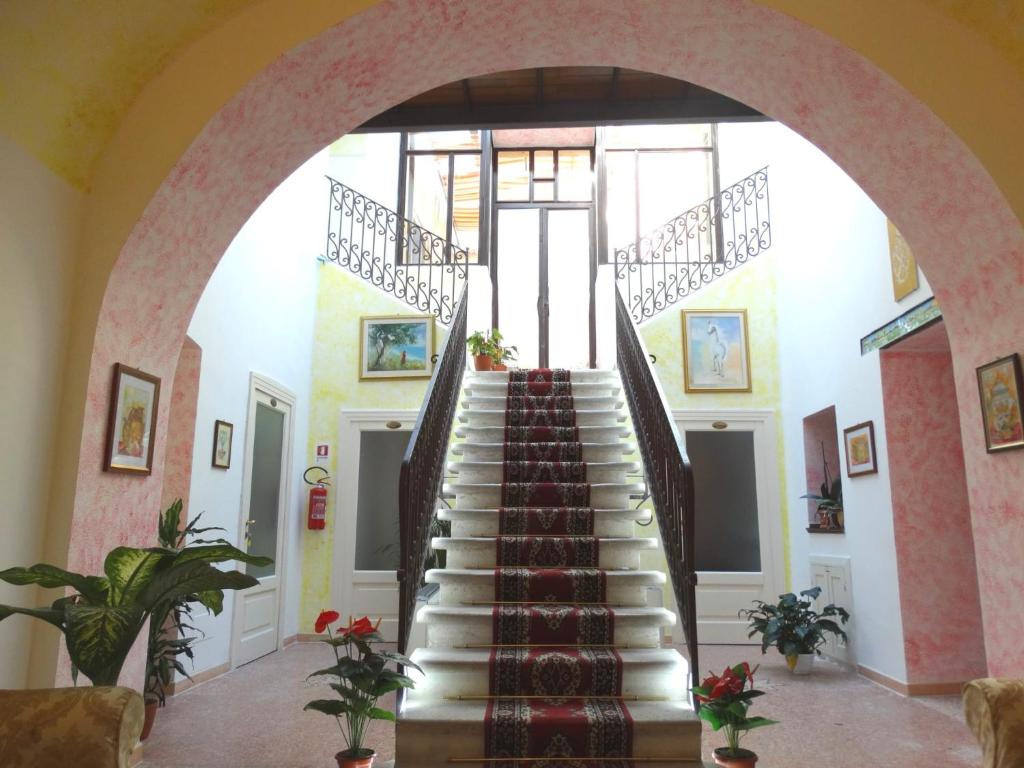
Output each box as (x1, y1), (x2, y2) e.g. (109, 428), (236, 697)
(802, 441), (843, 533)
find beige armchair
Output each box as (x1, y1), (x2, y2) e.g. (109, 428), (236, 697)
(963, 678), (1024, 768)
(0, 686), (144, 768)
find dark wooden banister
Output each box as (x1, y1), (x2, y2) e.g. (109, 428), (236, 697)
(615, 287), (699, 690)
(397, 285), (468, 655)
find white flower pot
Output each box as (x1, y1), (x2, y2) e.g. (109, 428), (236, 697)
(786, 653), (815, 674)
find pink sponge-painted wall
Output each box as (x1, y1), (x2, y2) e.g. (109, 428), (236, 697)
(881, 323), (987, 684)
(59, 0), (1024, 688)
(160, 336), (202, 518)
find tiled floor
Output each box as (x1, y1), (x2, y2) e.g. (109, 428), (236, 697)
(141, 643), (981, 768)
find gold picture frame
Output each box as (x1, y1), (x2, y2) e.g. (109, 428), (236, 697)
(887, 220), (919, 302)
(359, 314), (435, 381)
(681, 309), (752, 393)
(103, 363), (161, 474)
(976, 353), (1024, 453)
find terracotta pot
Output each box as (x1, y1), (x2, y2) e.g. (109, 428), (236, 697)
(140, 701), (158, 741)
(473, 353), (493, 371)
(786, 653), (815, 674)
(335, 750), (375, 768)
(493, 362), (508, 371)
(713, 747), (758, 767)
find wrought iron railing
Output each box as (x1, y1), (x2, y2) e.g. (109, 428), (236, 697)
(615, 287), (699, 690)
(615, 167), (770, 323)
(397, 286), (468, 656)
(324, 177), (469, 324)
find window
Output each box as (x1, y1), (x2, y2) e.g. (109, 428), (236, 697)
(495, 149), (594, 203)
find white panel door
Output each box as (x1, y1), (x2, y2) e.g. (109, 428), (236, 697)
(232, 376), (294, 667)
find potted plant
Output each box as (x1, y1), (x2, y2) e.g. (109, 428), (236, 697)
(305, 612), (421, 768)
(740, 587), (850, 674)
(467, 330), (496, 371)
(692, 662), (775, 767)
(489, 329), (518, 372)
(801, 442), (843, 530)
(0, 501), (270, 692)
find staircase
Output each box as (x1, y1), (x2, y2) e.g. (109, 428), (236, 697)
(396, 367), (702, 768)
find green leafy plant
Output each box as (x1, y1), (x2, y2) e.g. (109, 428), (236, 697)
(467, 330), (497, 358)
(305, 612), (421, 759)
(0, 501), (271, 688)
(740, 587), (850, 659)
(800, 442), (842, 528)
(691, 662), (775, 759)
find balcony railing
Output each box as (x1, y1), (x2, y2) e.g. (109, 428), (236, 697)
(324, 178), (469, 324)
(615, 167), (771, 323)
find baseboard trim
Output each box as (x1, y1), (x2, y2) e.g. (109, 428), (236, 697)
(292, 633), (323, 643)
(857, 665), (965, 697)
(167, 661), (230, 696)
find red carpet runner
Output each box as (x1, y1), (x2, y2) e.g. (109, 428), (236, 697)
(484, 369), (633, 768)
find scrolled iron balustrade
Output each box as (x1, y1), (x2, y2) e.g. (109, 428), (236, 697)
(616, 287), (699, 695)
(397, 285), (468, 660)
(324, 177), (469, 324)
(615, 167), (771, 323)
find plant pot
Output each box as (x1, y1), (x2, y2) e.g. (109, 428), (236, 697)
(713, 747), (758, 767)
(140, 701), (158, 741)
(493, 362), (508, 371)
(473, 354), (493, 371)
(786, 653), (815, 674)
(335, 749), (375, 768)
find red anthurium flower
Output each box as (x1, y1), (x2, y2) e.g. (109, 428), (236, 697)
(339, 616), (380, 636)
(315, 609), (340, 634)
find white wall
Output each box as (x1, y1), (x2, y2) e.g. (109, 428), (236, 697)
(0, 133), (82, 688)
(182, 149), (325, 674)
(718, 122), (934, 681)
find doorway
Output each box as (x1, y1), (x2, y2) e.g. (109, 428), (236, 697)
(231, 374), (295, 667)
(492, 147), (596, 369)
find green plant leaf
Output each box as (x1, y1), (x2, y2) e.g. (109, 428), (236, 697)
(0, 603), (66, 629)
(697, 707), (723, 730)
(0, 564), (109, 603)
(104, 547), (168, 605)
(138, 560), (258, 610)
(368, 707), (396, 722)
(171, 543), (272, 569)
(304, 699), (349, 716)
(64, 603), (145, 686)
(741, 716), (777, 731)
(194, 590), (224, 615)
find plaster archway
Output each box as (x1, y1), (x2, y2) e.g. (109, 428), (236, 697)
(68, 0), (1023, 684)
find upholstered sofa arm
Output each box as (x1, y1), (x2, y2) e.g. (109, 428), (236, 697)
(963, 678), (1024, 768)
(0, 686), (144, 768)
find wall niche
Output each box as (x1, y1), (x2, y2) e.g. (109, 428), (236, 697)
(802, 405), (843, 533)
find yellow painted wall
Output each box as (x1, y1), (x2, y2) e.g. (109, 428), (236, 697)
(300, 265), (441, 628)
(636, 253), (791, 610)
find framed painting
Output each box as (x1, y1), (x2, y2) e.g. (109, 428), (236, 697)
(359, 315), (435, 381)
(976, 353), (1024, 453)
(843, 421), (878, 477)
(887, 220), (919, 301)
(212, 419), (233, 468)
(681, 309), (752, 393)
(104, 363), (160, 474)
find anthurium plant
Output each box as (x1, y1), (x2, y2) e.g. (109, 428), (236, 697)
(305, 612), (421, 760)
(691, 662), (776, 759)
(740, 587), (850, 659)
(0, 499), (271, 688)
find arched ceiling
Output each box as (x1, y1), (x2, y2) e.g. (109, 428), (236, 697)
(0, 1), (1019, 192)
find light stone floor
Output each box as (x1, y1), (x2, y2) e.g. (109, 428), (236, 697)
(140, 642), (982, 768)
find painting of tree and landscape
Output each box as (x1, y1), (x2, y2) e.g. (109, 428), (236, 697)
(359, 315), (435, 380)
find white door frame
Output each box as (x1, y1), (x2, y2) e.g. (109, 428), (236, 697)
(230, 372), (296, 666)
(673, 408), (785, 644)
(332, 409), (418, 640)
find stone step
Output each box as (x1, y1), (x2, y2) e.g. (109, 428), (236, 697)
(459, 409), (627, 428)
(446, 482), (645, 509)
(424, 567), (665, 607)
(449, 461), (641, 484)
(462, 395), (623, 411)
(434, 535), (657, 570)
(452, 441), (634, 463)
(455, 424), (632, 443)
(465, 369), (618, 383)
(417, 604), (676, 648)
(405, 647), (690, 700)
(396, 699), (702, 768)
(465, 380), (621, 397)
(438, 507), (650, 538)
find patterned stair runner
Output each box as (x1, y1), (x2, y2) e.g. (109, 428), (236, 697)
(483, 369), (633, 768)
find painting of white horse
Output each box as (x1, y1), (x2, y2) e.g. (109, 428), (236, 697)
(681, 309), (751, 392)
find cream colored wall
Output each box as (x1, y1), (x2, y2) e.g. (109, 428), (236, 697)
(0, 132), (83, 688)
(300, 266), (441, 629)
(635, 253), (790, 621)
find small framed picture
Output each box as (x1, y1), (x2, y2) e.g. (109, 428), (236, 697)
(104, 363), (161, 474)
(843, 421), (878, 477)
(212, 420), (234, 468)
(359, 315), (435, 381)
(681, 309), (752, 393)
(976, 353), (1024, 453)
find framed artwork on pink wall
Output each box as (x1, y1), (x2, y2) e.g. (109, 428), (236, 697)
(976, 353), (1024, 453)
(843, 420), (878, 477)
(103, 363), (160, 474)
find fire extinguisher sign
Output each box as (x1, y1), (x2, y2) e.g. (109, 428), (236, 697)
(315, 444), (330, 463)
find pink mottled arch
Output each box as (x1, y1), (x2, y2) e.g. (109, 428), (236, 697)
(75, 0), (1024, 680)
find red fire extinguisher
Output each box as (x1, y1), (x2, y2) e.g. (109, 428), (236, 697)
(304, 466), (330, 530)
